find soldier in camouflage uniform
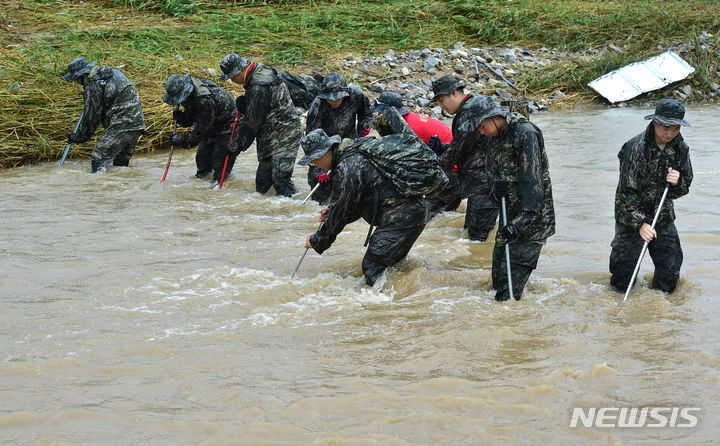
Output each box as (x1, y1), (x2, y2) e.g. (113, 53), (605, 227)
(162, 74), (237, 182)
(299, 129), (428, 286)
(469, 96), (555, 301)
(371, 91), (461, 217)
(278, 69), (324, 111)
(220, 53), (302, 197)
(63, 57), (146, 173)
(430, 75), (497, 238)
(372, 91), (453, 145)
(610, 99), (693, 294)
(304, 72), (374, 203)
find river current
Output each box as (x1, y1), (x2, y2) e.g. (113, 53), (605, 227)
(1, 105), (718, 444)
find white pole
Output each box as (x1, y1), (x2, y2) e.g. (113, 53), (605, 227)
(501, 196), (514, 301)
(622, 183), (671, 302)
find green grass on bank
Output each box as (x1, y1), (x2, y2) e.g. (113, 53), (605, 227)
(2, 0), (719, 167)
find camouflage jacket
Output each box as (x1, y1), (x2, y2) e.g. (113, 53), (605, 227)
(486, 114), (555, 242)
(234, 63), (303, 160)
(305, 85), (373, 139)
(337, 132), (448, 198)
(278, 71), (323, 110)
(177, 77), (236, 147)
(374, 105), (416, 137)
(437, 94), (490, 176)
(75, 65), (145, 142)
(310, 138), (423, 254)
(614, 123), (693, 230)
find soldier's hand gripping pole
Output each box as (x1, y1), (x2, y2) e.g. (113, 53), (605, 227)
(302, 170), (332, 204)
(59, 111), (84, 166)
(291, 221), (324, 279)
(622, 182), (671, 303)
(160, 106), (179, 182)
(501, 196), (514, 301)
(218, 110), (240, 190)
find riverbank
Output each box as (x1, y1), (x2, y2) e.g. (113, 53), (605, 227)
(1, 0), (719, 167)
(335, 36), (720, 118)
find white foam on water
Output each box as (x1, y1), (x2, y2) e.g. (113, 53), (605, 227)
(429, 292), (494, 313)
(101, 304), (161, 314)
(112, 265), (410, 333)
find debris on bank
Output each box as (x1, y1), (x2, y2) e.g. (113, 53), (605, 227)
(327, 33), (718, 118)
(338, 42), (551, 118)
(588, 51), (695, 104)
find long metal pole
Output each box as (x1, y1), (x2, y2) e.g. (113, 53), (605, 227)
(59, 111), (84, 166)
(501, 196), (514, 301)
(291, 221), (324, 279)
(475, 58), (524, 93)
(218, 111), (240, 190)
(302, 170), (332, 204)
(623, 183), (671, 302)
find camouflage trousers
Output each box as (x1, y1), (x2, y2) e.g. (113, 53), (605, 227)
(90, 130), (142, 172)
(492, 239), (544, 301)
(462, 175), (499, 241)
(362, 197), (428, 286)
(609, 223), (683, 293)
(307, 165), (332, 204)
(195, 133), (236, 183)
(256, 150), (298, 197)
(426, 170), (462, 220)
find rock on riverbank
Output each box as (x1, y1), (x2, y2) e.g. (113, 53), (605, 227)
(333, 36), (719, 118)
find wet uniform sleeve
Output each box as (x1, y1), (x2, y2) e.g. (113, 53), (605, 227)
(310, 161), (364, 254)
(174, 109), (193, 128)
(74, 82), (104, 142)
(234, 84), (271, 151)
(185, 96), (215, 148)
(380, 107), (415, 136)
(438, 125), (474, 171)
(354, 92), (374, 134)
(615, 142), (648, 230)
(510, 128), (546, 235)
(305, 98), (323, 134)
(668, 143), (693, 200)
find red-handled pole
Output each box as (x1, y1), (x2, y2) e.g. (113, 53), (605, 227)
(218, 111), (240, 190)
(160, 106), (179, 182)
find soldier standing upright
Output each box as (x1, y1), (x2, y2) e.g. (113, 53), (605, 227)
(63, 57), (146, 173)
(610, 99), (693, 294)
(304, 72), (374, 203)
(220, 53), (302, 197)
(470, 96), (555, 301)
(430, 75), (498, 238)
(162, 74), (237, 183)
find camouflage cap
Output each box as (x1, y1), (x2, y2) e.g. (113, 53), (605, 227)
(371, 91), (409, 115)
(63, 57), (98, 82)
(644, 99), (691, 127)
(317, 72), (350, 101)
(466, 95), (510, 129)
(220, 53), (251, 81)
(162, 74), (194, 106)
(432, 74), (465, 101)
(298, 129), (342, 166)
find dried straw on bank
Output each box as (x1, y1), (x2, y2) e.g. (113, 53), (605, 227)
(0, 48), (182, 168)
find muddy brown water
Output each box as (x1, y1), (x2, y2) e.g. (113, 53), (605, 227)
(1, 106), (719, 444)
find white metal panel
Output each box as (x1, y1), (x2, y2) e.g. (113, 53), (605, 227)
(588, 51), (695, 103)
